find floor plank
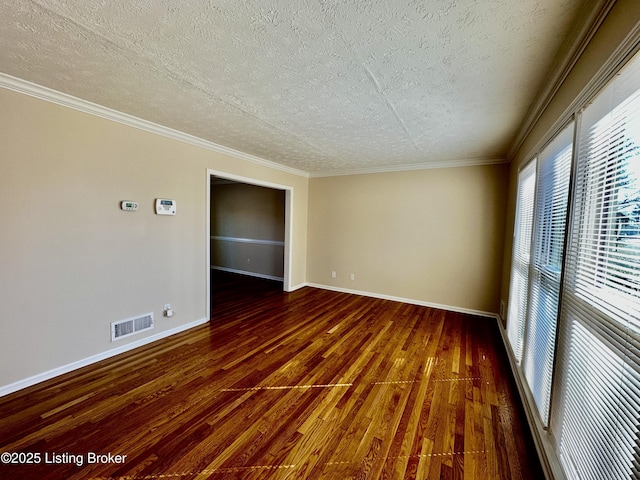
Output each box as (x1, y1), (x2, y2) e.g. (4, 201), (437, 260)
(0, 271), (542, 479)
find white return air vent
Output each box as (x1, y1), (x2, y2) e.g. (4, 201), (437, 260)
(111, 313), (154, 342)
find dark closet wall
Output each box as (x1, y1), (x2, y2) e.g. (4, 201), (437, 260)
(210, 180), (285, 279)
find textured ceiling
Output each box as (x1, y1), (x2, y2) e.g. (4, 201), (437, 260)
(0, 0), (589, 176)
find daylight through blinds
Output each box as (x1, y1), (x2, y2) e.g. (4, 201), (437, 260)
(522, 122), (573, 426)
(551, 55), (640, 480)
(507, 159), (537, 363)
(506, 49), (640, 480)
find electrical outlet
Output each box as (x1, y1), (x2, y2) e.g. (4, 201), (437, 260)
(331, 271), (336, 278)
(350, 273), (355, 281)
(247, 258), (251, 264)
(163, 304), (171, 311)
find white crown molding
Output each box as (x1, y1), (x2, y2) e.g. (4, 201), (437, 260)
(516, 12), (640, 168)
(0, 73), (310, 179)
(506, 0), (617, 161)
(0, 73), (510, 178)
(309, 157), (508, 178)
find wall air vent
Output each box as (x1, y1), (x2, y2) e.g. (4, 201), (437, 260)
(111, 313), (154, 342)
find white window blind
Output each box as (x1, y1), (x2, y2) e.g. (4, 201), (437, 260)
(522, 122), (573, 426)
(507, 159), (536, 362)
(507, 159), (537, 362)
(550, 51), (640, 480)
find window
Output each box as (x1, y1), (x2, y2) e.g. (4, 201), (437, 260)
(506, 47), (640, 480)
(507, 159), (537, 362)
(522, 122), (573, 426)
(550, 53), (640, 480)
(506, 122), (573, 426)
(573, 90), (640, 327)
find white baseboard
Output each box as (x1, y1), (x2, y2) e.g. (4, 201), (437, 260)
(494, 319), (560, 480)
(211, 266), (283, 282)
(305, 283), (497, 318)
(287, 282), (307, 292)
(0, 317), (209, 398)
(0, 284), (495, 397)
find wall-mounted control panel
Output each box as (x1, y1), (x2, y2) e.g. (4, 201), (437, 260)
(120, 201), (139, 212)
(155, 198), (176, 215)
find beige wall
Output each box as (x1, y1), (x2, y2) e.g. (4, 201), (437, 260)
(307, 165), (509, 314)
(0, 87), (308, 390)
(500, 0), (640, 312)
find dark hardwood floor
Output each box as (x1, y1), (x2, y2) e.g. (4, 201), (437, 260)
(0, 271), (542, 479)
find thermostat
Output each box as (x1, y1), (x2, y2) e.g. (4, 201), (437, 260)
(155, 198), (176, 215)
(120, 201), (139, 212)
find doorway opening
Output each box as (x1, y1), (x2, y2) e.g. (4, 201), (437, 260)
(206, 170), (293, 319)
